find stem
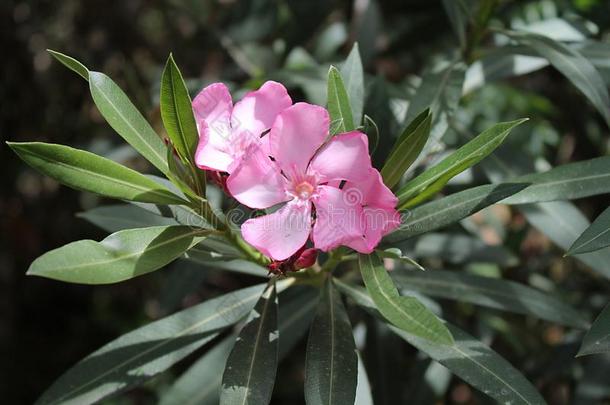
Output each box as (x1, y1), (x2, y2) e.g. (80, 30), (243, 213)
(320, 248), (346, 273)
(225, 227), (270, 266)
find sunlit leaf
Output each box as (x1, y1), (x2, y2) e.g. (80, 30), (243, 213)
(396, 119), (527, 209)
(381, 108), (431, 189)
(160, 54), (199, 163)
(358, 253), (453, 344)
(89, 71), (169, 175)
(27, 226), (207, 284)
(47, 49), (89, 80)
(8, 142), (186, 205)
(327, 66), (355, 133)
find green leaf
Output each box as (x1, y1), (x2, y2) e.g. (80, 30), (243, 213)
(442, 0), (469, 48)
(221, 281), (279, 405)
(578, 304), (610, 356)
(78, 204), (179, 232)
(160, 286), (317, 405)
(340, 43), (365, 125)
(396, 119), (528, 209)
(327, 66), (355, 133)
(412, 233), (519, 266)
(89, 71), (169, 175)
(403, 62), (466, 165)
(381, 109), (432, 189)
(392, 269), (588, 328)
(362, 114), (380, 154)
(305, 277), (358, 405)
(336, 281), (546, 405)
(27, 225), (206, 284)
(160, 335), (235, 405)
(358, 253), (453, 344)
(8, 142), (186, 205)
(568, 207), (610, 255)
(160, 54), (199, 163)
(386, 183), (527, 244)
(500, 156), (610, 205)
(47, 49), (89, 80)
(520, 201), (610, 279)
(505, 30), (610, 127)
(35, 283), (267, 405)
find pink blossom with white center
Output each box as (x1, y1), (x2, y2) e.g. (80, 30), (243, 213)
(192, 81), (292, 173)
(225, 102), (398, 260)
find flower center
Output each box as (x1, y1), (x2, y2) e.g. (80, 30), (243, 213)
(294, 181), (315, 200)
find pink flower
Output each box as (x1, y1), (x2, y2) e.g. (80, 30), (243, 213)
(225, 102), (399, 260)
(342, 169), (401, 252)
(192, 81), (292, 173)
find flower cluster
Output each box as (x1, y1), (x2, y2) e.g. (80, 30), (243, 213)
(193, 81), (399, 262)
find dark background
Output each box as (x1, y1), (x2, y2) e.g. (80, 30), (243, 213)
(2, 0), (610, 404)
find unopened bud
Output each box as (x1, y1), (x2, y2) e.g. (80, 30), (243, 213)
(294, 248), (318, 269)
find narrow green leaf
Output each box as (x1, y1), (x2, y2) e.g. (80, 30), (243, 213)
(381, 109), (432, 189)
(386, 183), (527, 244)
(35, 283), (267, 405)
(442, 0), (469, 48)
(78, 204), (179, 233)
(8, 142), (186, 205)
(89, 71), (169, 175)
(160, 335), (235, 405)
(362, 114), (380, 154)
(578, 304), (610, 356)
(392, 269), (589, 328)
(47, 49), (89, 80)
(501, 156), (610, 205)
(327, 66), (355, 133)
(221, 281), (279, 405)
(403, 62), (466, 165)
(27, 225), (206, 284)
(412, 233), (519, 266)
(568, 207), (610, 255)
(160, 54), (199, 163)
(336, 281), (546, 405)
(340, 43), (365, 125)
(505, 30), (610, 127)
(160, 286), (317, 405)
(397, 119), (528, 209)
(358, 253), (453, 344)
(305, 277), (358, 405)
(520, 201), (610, 279)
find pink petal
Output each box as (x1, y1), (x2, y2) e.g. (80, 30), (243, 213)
(226, 145), (290, 209)
(312, 185), (364, 252)
(241, 201), (312, 260)
(345, 206), (401, 253)
(192, 83), (233, 140)
(193, 83), (234, 171)
(231, 81), (292, 140)
(309, 131), (371, 182)
(344, 168), (398, 209)
(269, 103), (329, 174)
(194, 120), (233, 172)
